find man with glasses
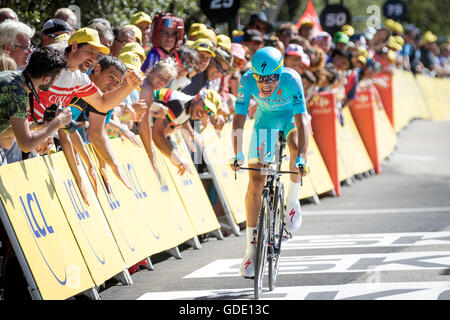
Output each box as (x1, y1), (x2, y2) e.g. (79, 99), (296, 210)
(0, 20), (34, 70)
(110, 26), (137, 57)
(230, 47), (309, 278)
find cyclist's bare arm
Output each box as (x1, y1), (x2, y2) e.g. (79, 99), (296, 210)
(231, 114), (247, 171)
(294, 113), (309, 176)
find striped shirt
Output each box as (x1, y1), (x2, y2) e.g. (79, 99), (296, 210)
(29, 68), (99, 122)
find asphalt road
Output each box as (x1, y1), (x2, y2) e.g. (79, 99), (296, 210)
(99, 119), (450, 302)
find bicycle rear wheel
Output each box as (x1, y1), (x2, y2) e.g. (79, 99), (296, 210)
(268, 183), (284, 291)
(254, 192), (270, 300)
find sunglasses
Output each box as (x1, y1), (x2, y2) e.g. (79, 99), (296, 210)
(214, 59), (229, 75)
(282, 30), (298, 37)
(252, 73), (280, 84)
(180, 59), (194, 73)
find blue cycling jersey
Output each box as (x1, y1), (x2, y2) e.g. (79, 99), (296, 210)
(235, 67), (307, 117)
(235, 67), (307, 162)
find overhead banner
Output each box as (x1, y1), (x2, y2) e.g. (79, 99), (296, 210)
(43, 152), (126, 286)
(0, 158), (94, 300)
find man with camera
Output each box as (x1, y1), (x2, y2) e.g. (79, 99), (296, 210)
(0, 46), (72, 158)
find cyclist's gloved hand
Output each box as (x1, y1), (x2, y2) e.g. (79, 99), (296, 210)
(230, 151), (245, 171)
(295, 156), (307, 175)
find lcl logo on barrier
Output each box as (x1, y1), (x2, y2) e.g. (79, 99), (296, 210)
(19, 192), (68, 285)
(124, 163), (147, 200)
(20, 192), (54, 238)
(63, 179), (106, 265)
(64, 179), (89, 221)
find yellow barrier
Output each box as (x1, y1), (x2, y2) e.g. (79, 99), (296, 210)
(86, 143), (157, 268)
(202, 124), (247, 224)
(162, 132), (221, 236)
(306, 135), (335, 196)
(43, 152), (126, 287)
(336, 108), (374, 177)
(416, 74), (450, 121)
(112, 138), (192, 254)
(0, 158), (94, 300)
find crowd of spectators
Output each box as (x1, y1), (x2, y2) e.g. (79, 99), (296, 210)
(0, 6), (449, 298)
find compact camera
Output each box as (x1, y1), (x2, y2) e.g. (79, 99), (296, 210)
(43, 104), (79, 134)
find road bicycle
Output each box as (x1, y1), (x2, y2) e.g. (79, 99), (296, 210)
(234, 131), (304, 299)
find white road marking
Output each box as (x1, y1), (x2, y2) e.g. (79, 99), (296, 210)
(303, 206), (450, 216)
(283, 231), (450, 250)
(184, 251), (450, 278)
(137, 281), (450, 300)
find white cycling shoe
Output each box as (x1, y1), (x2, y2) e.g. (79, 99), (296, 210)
(285, 200), (303, 233)
(239, 249), (256, 278)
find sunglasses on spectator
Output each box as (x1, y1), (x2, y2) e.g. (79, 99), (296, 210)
(15, 43), (34, 51)
(203, 105), (214, 117)
(162, 30), (178, 38)
(282, 30), (298, 37)
(180, 59), (194, 73)
(214, 59), (229, 75)
(253, 73), (280, 84)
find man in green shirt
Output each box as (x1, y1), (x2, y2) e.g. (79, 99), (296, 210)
(0, 46), (72, 157)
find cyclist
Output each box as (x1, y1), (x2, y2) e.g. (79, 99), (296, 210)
(230, 46), (309, 278)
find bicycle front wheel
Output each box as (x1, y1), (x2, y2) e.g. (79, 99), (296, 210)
(254, 192), (270, 300)
(269, 182), (284, 291)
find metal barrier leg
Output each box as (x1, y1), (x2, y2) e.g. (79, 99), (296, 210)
(166, 246), (182, 259)
(144, 257), (154, 270)
(82, 287), (100, 300)
(114, 269), (133, 285)
(186, 236), (202, 249)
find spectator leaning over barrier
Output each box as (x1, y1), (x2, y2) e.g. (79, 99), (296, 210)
(40, 18), (73, 47)
(0, 7), (18, 23)
(312, 32), (332, 62)
(284, 43), (311, 76)
(70, 54), (136, 191)
(0, 53), (17, 153)
(0, 46), (72, 155)
(32, 27), (144, 204)
(0, 20), (35, 70)
(130, 11), (152, 52)
(151, 87), (218, 175)
(110, 26), (137, 57)
(131, 58), (177, 172)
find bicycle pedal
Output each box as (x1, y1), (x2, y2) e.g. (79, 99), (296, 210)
(244, 276), (255, 280)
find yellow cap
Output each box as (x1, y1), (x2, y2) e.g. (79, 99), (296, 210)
(394, 35), (404, 46)
(387, 36), (402, 51)
(232, 29), (244, 37)
(358, 46), (368, 58)
(387, 49), (396, 63)
(203, 89), (221, 116)
(130, 12), (152, 26)
(423, 31), (437, 44)
(300, 18), (314, 27)
(342, 24), (354, 37)
(68, 27), (110, 54)
(186, 40), (194, 47)
(188, 23), (207, 37)
(193, 28), (217, 43)
(385, 19), (396, 31)
(217, 34), (232, 52)
(191, 38), (216, 57)
(124, 24), (142, 43)
(54, 33), (71, 43)
(393, 21), (404, 35)
(119, 42), (146, 61)
(118, 51), (142, 71)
